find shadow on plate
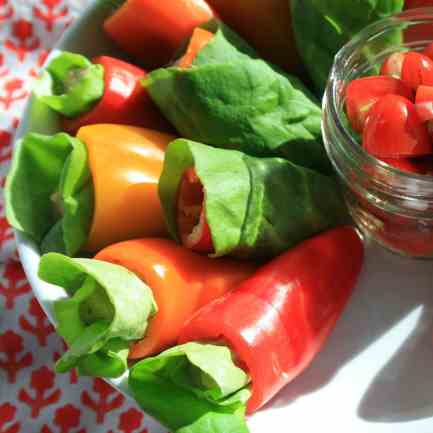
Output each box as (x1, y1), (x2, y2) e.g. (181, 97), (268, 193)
(358, 306), (433, 422)
(266, 239), (433, 423)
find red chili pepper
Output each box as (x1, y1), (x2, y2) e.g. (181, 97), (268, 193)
(62, 56), (170, 134)
(179, 226), (364, 414)
(404, 2), (433, 43)
(405, 0), (433, 7)
(103, 0), (215, 69)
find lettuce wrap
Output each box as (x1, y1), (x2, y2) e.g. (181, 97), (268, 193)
(159, 139), (348, 259)
(36, 51), (104, 117)
(5, 132), (93, 256)
(290, 0), (405, 93)
(145, 24), (330, 174)
(39, 253), (157, 377)
(129, 342), (251, 433)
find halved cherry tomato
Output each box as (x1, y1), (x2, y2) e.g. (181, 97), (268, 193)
(363, 95), (432, 158)
(176, 168), (214, 254)
(380, 157), (427, 174)
(401, 52), (433, 90)
(345, 76), (413, 132)
(381, 51), (433, 90)
(415, 85), (433, 122)
(380, 52), (406, 78)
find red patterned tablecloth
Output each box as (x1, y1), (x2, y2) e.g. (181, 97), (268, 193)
(0, 2), (163, 432)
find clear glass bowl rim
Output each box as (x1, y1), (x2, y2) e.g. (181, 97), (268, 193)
(326, 7), (433, 197)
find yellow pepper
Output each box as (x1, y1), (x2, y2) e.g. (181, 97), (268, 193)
(77, 124), (176, 252)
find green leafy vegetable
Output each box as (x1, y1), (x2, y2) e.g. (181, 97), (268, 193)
(129, 342), (251, 433)
(290, 0), (405, 93)
(159, 139), (348, 259)
(39, 253), (157, 377)
(145, 24), (330, 174)
(5, 132), (94, 256)
(36, 51), (104, 118)
(29, 71), (62, 134)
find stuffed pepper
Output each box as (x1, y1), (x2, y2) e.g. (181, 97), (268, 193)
(36, 51), (170, 134)
(38, 238), (255, 377)
(145, 24), (330, 173)
(5, 124), (175, 255)
(129, 227), (364, 433)
(104, 0), (215, 68)
(159, 139), (347, 259)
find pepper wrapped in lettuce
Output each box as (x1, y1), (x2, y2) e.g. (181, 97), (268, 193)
(159, 139), (347, 259)
(38, 238), (254, 377)
(95, 239), (255, 359)
(129, 343), (251, 433)
(129, 227), (364, 433)
(38, 253), (157, 377)
(5, 124), (175, 256)
(36, 51), (170, 134)
(145, 24), (330, 173)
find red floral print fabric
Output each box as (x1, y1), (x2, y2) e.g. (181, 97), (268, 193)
(0, 2), (165, 432)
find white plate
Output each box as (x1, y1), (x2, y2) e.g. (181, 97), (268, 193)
(15, 1), (433, 432)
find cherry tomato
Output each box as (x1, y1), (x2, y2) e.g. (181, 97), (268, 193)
(345, 76), (413, 132)
(380, 158), (426, 174)
(363, 95), (432, 158)
(401, 52), (433, 90)
(380, 52), (406, 78)
(415, 85), (433, 122)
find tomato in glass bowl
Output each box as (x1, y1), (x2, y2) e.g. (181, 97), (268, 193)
(323, 8), (433, 258)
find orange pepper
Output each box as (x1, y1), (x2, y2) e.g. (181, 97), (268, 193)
(177, 28), (214, 68)
(76, 125), (176, 252)
(95, 238), (256, 359)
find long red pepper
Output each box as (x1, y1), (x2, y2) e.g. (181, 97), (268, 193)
(62, 56), (170, 134)
(404, 1), (433, 43)
(104, 0), (215, 69)
(179, 226), (364, 414)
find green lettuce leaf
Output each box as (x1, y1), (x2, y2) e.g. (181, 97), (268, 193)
(194, 22), (258, 64)
(36, 51), (104, 118)
(290, 0), (405, 93)
(145, 24), (330, 174)
(39, 253), (157, 377)
(129, 342), (251, 433)
(5, 132), (94, 256)
(159, 139), (348, 259)
(28, 70), (62, 134)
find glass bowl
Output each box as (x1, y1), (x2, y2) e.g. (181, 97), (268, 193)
(323, 8), (433, 258)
